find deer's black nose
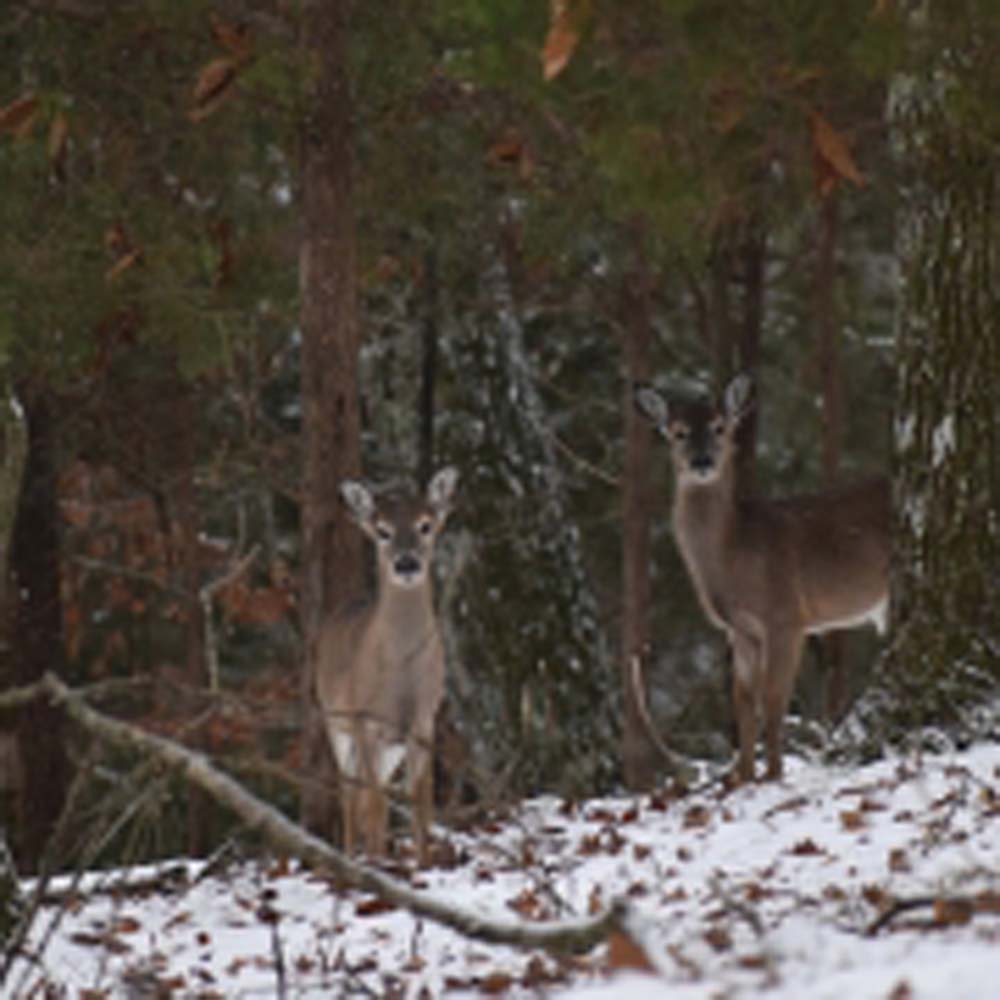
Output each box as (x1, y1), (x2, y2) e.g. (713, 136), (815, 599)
(394, 553), (421, 578)
(690, 454), (714, 474)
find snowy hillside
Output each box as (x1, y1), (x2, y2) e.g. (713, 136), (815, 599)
(9, 742), (1000, 998)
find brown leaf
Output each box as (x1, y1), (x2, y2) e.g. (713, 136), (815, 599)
(189, 58), (239, 122)
(355, 896), (396, 917)
(0, 93), (38, 134)
(704, 925), (732, 952)
(974, 889), (1000, 914)
(887, 847), (911, 873)
(506, 887), (545, 920)
(605, 928), (656, 973)
(933, 898), (973, 927)
(105, 247), (143, 282)
(486, 129), (525, 168)
(210, 13), (254, 63)
(479, 971), (514, 994)
(840, 809), (866, 831)
(682, 804), (711, 829)
(789, 837), (823, 856)
(888, 980), (913, 1000)
(48, 111), (69, 168)
(861, 884), (891, 910)
(542, 0), (584, 82)
(809, 109), (865, 192)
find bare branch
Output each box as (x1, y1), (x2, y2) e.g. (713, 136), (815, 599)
(199, 544), (259, 691)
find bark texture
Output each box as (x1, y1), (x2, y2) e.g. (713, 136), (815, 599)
(619, 262), (656, 789)
(298, 0), (364, 835)
(877, 9), (1000, 729)
(9, 387), (69, 871)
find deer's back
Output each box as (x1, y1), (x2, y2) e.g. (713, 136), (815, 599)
(735, 476), (890, 630)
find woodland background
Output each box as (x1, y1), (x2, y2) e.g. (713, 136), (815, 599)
(0, 0), (996, 880)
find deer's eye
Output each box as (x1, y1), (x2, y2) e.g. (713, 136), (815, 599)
(375, 523), (393, 542)
(670, 423), (689, 442)
(417, 518), (433, 536)
(711, 419), (726, 436)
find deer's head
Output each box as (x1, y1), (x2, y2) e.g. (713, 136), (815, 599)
(340, 467), (458, 588)
(635, 374), (754, 485)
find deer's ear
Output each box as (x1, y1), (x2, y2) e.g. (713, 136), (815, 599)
(340, 480), (375, 524)
(723, 374), (754, 422)
(634, 383), (669, 428)
(427, 466), (459, 517)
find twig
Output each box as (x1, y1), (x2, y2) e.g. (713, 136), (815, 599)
(627, 654), (696, 782)
(200, 544), (259, 691)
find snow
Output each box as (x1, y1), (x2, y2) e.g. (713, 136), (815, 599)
(10, 742), (1000, 998)
(932, 414), (956, 468)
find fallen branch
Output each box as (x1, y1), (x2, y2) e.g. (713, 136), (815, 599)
(866, 891), (1000, 936)
(34, 673), (625, 955)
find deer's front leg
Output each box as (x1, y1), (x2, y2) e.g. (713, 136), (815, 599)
(730, 629), (761, 783)
(763, 629), (803, 781)
(327, 715), (361, 855)
(407, 734), (434, 866)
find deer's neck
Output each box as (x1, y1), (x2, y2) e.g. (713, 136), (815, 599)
(375, 579), (438, 659)
(672, 470), (739, 621)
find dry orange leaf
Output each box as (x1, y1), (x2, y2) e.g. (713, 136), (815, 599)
(0, 93), (38, 135)
(48, 111), (69, 167)
(887, 847), (911, 873)
(479, 970), (515, 994)
(605, 928), (656, 973)
(354, 895), (396, 917)
(810, 109), (866, 192)
(840, 809), (866, 831)
(105, 247), (143, 282)
(542, 0), (584, 81)
(189, 57), (239, 122)
(210, 13), (254, 63)
(704, 924), (732, 952)
(932, 898), (973, 927)
(789, 837), (823, 856)
(682, 804), (711, 829)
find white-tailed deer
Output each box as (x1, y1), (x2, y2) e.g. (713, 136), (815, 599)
(635, 375), (889, 783)
(316, 467), (458, 865)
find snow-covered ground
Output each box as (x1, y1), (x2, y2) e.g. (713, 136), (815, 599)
(9, 742), (1000, 997)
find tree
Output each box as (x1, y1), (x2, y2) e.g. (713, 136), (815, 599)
(7, 386), (69, 871)
(297, 0), (364, 835)
(873, 1), (1000, 731)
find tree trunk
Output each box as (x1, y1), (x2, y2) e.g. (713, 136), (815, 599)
(418, 247), (439, 488)
(167, 378), (211, 856)
(298, 0), (364, 837)
(814, 192), (848, 721)
(619, 257), (656, 790)
(9, 386), (69, 871)
(875, 6), (1000, 730)
(736, 225), (765, 489)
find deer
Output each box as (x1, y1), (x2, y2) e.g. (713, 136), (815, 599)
(316, 466), (458, 865)
(635, 374), (890, 784)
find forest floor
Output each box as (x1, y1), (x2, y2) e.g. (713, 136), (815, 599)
(8, 740), (1000, 998)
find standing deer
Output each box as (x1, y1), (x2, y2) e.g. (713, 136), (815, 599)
(316, 467), (458, 865)
(635, 374), (889, 782)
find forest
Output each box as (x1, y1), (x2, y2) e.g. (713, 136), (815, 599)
(0, 0), (997, 995)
